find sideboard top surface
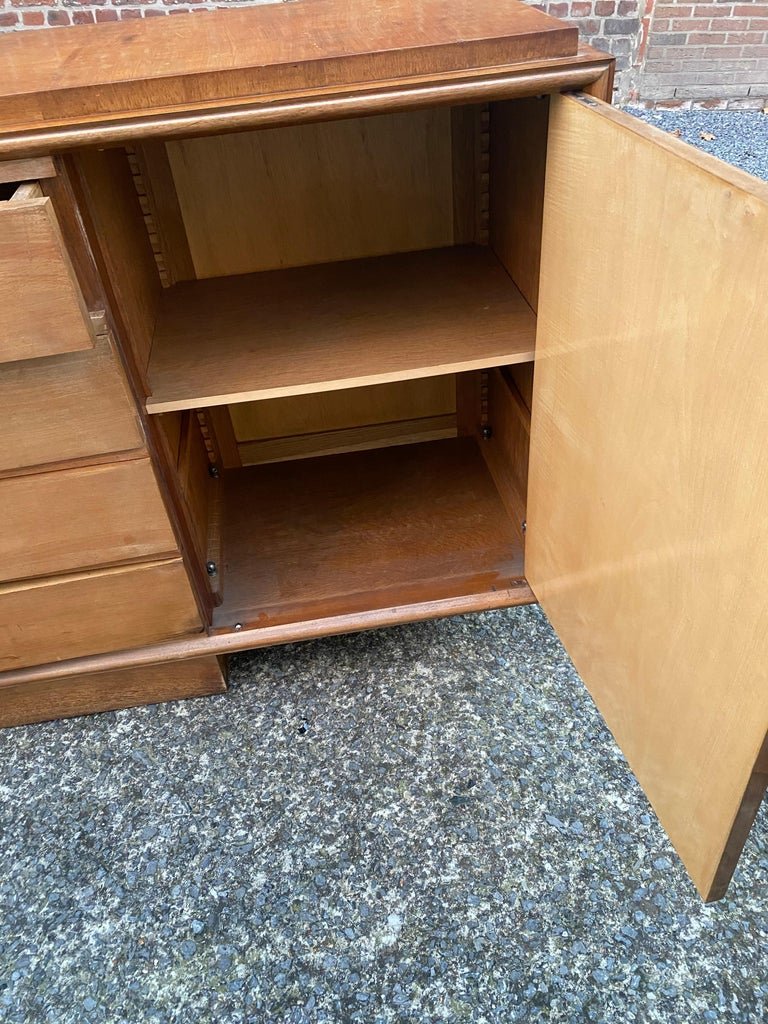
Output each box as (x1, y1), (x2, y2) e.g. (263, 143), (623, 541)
(0, 0), (577, 127)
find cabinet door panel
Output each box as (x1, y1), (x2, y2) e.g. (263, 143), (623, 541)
(528, 94), (768, 900)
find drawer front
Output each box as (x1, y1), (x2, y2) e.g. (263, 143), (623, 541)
(0, 183), (94, 364)
(0, 333), (144, 474)
(0, 458), (178, 583)
(0, 559), (202, 672)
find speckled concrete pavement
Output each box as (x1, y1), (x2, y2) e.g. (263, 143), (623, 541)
(1, 112), (767, 1023)
(1, 607), (766, 1023)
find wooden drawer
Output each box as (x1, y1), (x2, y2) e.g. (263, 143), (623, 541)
(0, 332), (144, 474)
(0, 182), (95, 364)
(0, 458), (178, 583)
(0, 559), (202, 672)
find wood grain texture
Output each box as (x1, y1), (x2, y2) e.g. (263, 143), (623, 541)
(478, 367), (531, 528)
(0, 458), (178, 583)
(490, 96), (549, 312)
(508, 363), (534, 412)
(234, 376), (457, 465)
(215, 437), (526, 628)
(73, 147), (162, 382)
(0, 559), (202, 672)
(0, 332), (143, 474)
(0, 655), (226, 729)
(167, 110), (455, 278)
(207, 406), (241, 470)
(0, 0), (576, 131)
(238, 415), (457, 466)
(147, 246), (537, 413)
(527, 94), (768, 901)
(129, 141), (196, 286)
(230, 377), (456, 443)
(0, 185), (94, 363)
(0, 156), (55, 184)
(0, 580), (535, 690)
(177, 412), (215, 571)
(0, 51), (615, 160)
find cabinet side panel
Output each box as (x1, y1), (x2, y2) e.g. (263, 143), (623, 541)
(528, 94), (768, 900)
(73, 148), (162, 380)
(489, 96), (549, 312)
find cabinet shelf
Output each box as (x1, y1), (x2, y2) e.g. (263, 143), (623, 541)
(146, 246), (536, 414)
(212, 436), (530, 630)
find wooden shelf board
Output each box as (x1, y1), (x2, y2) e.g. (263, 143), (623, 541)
(146, 246), (536, 413)
(213, 437), (526, 630)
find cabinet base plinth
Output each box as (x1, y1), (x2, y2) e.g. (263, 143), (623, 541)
(0, 655), (227, 728)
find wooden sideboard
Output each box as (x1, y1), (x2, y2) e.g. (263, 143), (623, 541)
(0, 0), (766, 903)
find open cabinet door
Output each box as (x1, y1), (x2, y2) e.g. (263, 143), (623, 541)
(527, 94), (768, 901)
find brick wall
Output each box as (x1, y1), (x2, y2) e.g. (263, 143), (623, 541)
(636, 1), (768, 104)
(0, 0), (766, 106)
(532, 0), (645, 97)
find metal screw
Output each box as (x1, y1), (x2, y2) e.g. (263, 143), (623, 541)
(481, 425), (493, 440)
(234, 622), (243, 632)
(208, 465), (220, 479)
(206, 561), (218, 577)
(521, 520), (527, 533)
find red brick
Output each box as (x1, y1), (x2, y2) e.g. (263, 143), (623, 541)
(617, 0), (638, 13)
(11, 0), (55, 7)
(702, 44), (744, 55)
(595, 0), (615, 13)
(693, 5), (735, 15)
(739, 43), (768, 54)
(727, 31), (766, 43)
(577, 18), (602, 33)
(548, 3), (570, 16)
(670, 18), (709, 29)
(0, 11), (19, 26)
(47, 9), (71, 24)
(571, 1), (593, 15)
(733, 4), (768, 15)
(95, 8), (119, 20)
(688, 32), (727, 42)
(120, 9), (143, 18)
(72, 10), (96, 23)
(22, 10), (45, 24)
(655, 5), (693, 14)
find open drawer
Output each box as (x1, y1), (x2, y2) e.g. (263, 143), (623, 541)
(0, 181), (95, 363)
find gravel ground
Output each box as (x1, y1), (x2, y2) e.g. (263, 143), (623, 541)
(1, 608), (766, 1023)
(626, 107), (768, 181)
(1, 110), (767, 1023)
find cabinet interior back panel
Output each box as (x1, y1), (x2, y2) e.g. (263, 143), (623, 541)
(230, 376), (456, 443)
(166, 109), (460, 278)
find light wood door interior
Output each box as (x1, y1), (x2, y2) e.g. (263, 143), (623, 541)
(527, 93), (768, 901)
